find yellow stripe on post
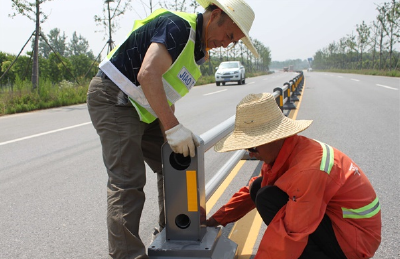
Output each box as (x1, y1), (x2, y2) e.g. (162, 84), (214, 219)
(186, 170), (198, 212)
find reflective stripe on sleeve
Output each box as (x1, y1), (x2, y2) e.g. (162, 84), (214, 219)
(342, 197), (381, 219)
(318, 142), (334, 174)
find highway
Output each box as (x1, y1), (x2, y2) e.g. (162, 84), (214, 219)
(0, 71), (399, 258)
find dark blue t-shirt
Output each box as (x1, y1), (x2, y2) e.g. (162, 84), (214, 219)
(109, 11), (204, 86)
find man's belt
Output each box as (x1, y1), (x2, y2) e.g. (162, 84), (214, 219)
(96, 69), (110, 80)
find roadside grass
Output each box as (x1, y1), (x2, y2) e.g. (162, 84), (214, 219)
(0, 77), (89, 116)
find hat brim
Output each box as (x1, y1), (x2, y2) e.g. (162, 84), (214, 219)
(196, 0), (259, 58)
(214, 117), (313, 152)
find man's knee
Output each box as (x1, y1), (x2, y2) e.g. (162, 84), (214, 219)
(255, 185), (289, 225)
(249, 177), (263, 202)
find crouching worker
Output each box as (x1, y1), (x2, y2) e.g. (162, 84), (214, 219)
(206, 93), (381, 259)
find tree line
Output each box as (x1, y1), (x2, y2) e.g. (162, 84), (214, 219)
(1, 0), (271, 90)
(313, 0), (399, 71)
(0, 29), (97, 87)
(202, 39), (271, 76)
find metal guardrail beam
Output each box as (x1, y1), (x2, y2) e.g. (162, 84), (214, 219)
(201, 115), (235, 152)
(205, 149), (245, 201)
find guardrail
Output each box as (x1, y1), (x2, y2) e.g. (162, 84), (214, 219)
(203, 71), (304, 200)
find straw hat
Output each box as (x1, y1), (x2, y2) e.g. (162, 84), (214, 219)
(214, 93), (313, 152)
(196, 0), (259, 58)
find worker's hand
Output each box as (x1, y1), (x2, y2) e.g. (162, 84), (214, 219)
(165, 124), (200, 157)
(206, 217), (220, 227)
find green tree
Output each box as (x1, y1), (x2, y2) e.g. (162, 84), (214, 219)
(253, 39), (271, 71)
(67, 31), (93, 58)
(47, 52), (73, 83)
(356, 21), (371, 69)
(69, 54), (93, 78)
(369, 21), (381, 69)
(95, 0), (132, 53)
(346, 32), (358, 69)
(189, 0), (200, 12)
(160, 0), (188, 11)
(381, 0), (400, 69)
(0, 52), (33, 87)
(327, 41), (338, 68)
(338, 37), (348, 69)
(38, 28), (67, 58)
(10, 0), (54, 90)
(377, 2), (389, 69)
(1, 53), (17, 86)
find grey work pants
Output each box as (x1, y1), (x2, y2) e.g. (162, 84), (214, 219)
(87, 77), (165, 259)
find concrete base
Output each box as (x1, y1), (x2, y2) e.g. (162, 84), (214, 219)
(148, 227), (237, 259)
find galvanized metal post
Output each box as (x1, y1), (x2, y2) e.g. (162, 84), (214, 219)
(148, 142), (237, 259)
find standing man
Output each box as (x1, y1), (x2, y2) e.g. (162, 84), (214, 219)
(207, 93), (381, 259)
(87, 0), (259, 258)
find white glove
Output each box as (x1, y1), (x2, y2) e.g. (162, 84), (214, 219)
(165, 124), (200, 157)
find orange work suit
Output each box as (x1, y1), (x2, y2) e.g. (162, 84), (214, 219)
(211, 135), (381, 259)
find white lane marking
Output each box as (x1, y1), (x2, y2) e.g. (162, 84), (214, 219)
(246, 82), (255, 85)
(338, 76), (343, 78)
(203, 89), (227, 96)
(376, 84), (398, 91)
(0, 122), (92, 146)
(351, 79), (360, 82)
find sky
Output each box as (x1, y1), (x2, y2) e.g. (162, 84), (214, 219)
(0, 0), (394, 61)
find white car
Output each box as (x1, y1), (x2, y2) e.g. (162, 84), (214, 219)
(215, 61), (245, 86)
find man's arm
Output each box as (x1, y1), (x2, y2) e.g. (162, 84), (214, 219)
(138, 42), (178, 131)
(138, 42), (199, 157)
(207, 176), (258, 227)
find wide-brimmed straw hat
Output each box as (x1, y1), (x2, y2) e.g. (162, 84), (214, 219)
(196, 0), (259, 58)
(214, 93), (313, 152)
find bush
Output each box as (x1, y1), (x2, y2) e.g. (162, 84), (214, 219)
(0, 79), (90, 116)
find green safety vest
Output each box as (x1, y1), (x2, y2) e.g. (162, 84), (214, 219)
(99, 9), (202, 123)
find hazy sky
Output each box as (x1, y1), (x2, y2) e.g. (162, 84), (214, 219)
(0, 0), (393, 61)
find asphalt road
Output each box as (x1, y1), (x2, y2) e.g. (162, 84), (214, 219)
(0, 71), (398, 258)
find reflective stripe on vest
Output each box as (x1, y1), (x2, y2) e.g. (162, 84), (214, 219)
(99, 9), (201, 123)
(342, 197), (381, 219)
(317, 141), (334, 174)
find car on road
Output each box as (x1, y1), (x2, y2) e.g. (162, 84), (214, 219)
(215, 61), (245, 86)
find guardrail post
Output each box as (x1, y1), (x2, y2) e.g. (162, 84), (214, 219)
(298, 72), (304, 90)
(282, 82), (296, 110)
(294, 77), (302, 97)
(273, 86), (284, 111)
(289, 79), (299, 102)
(148, 143), (237, 259)
(292, 77), (301, 97)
